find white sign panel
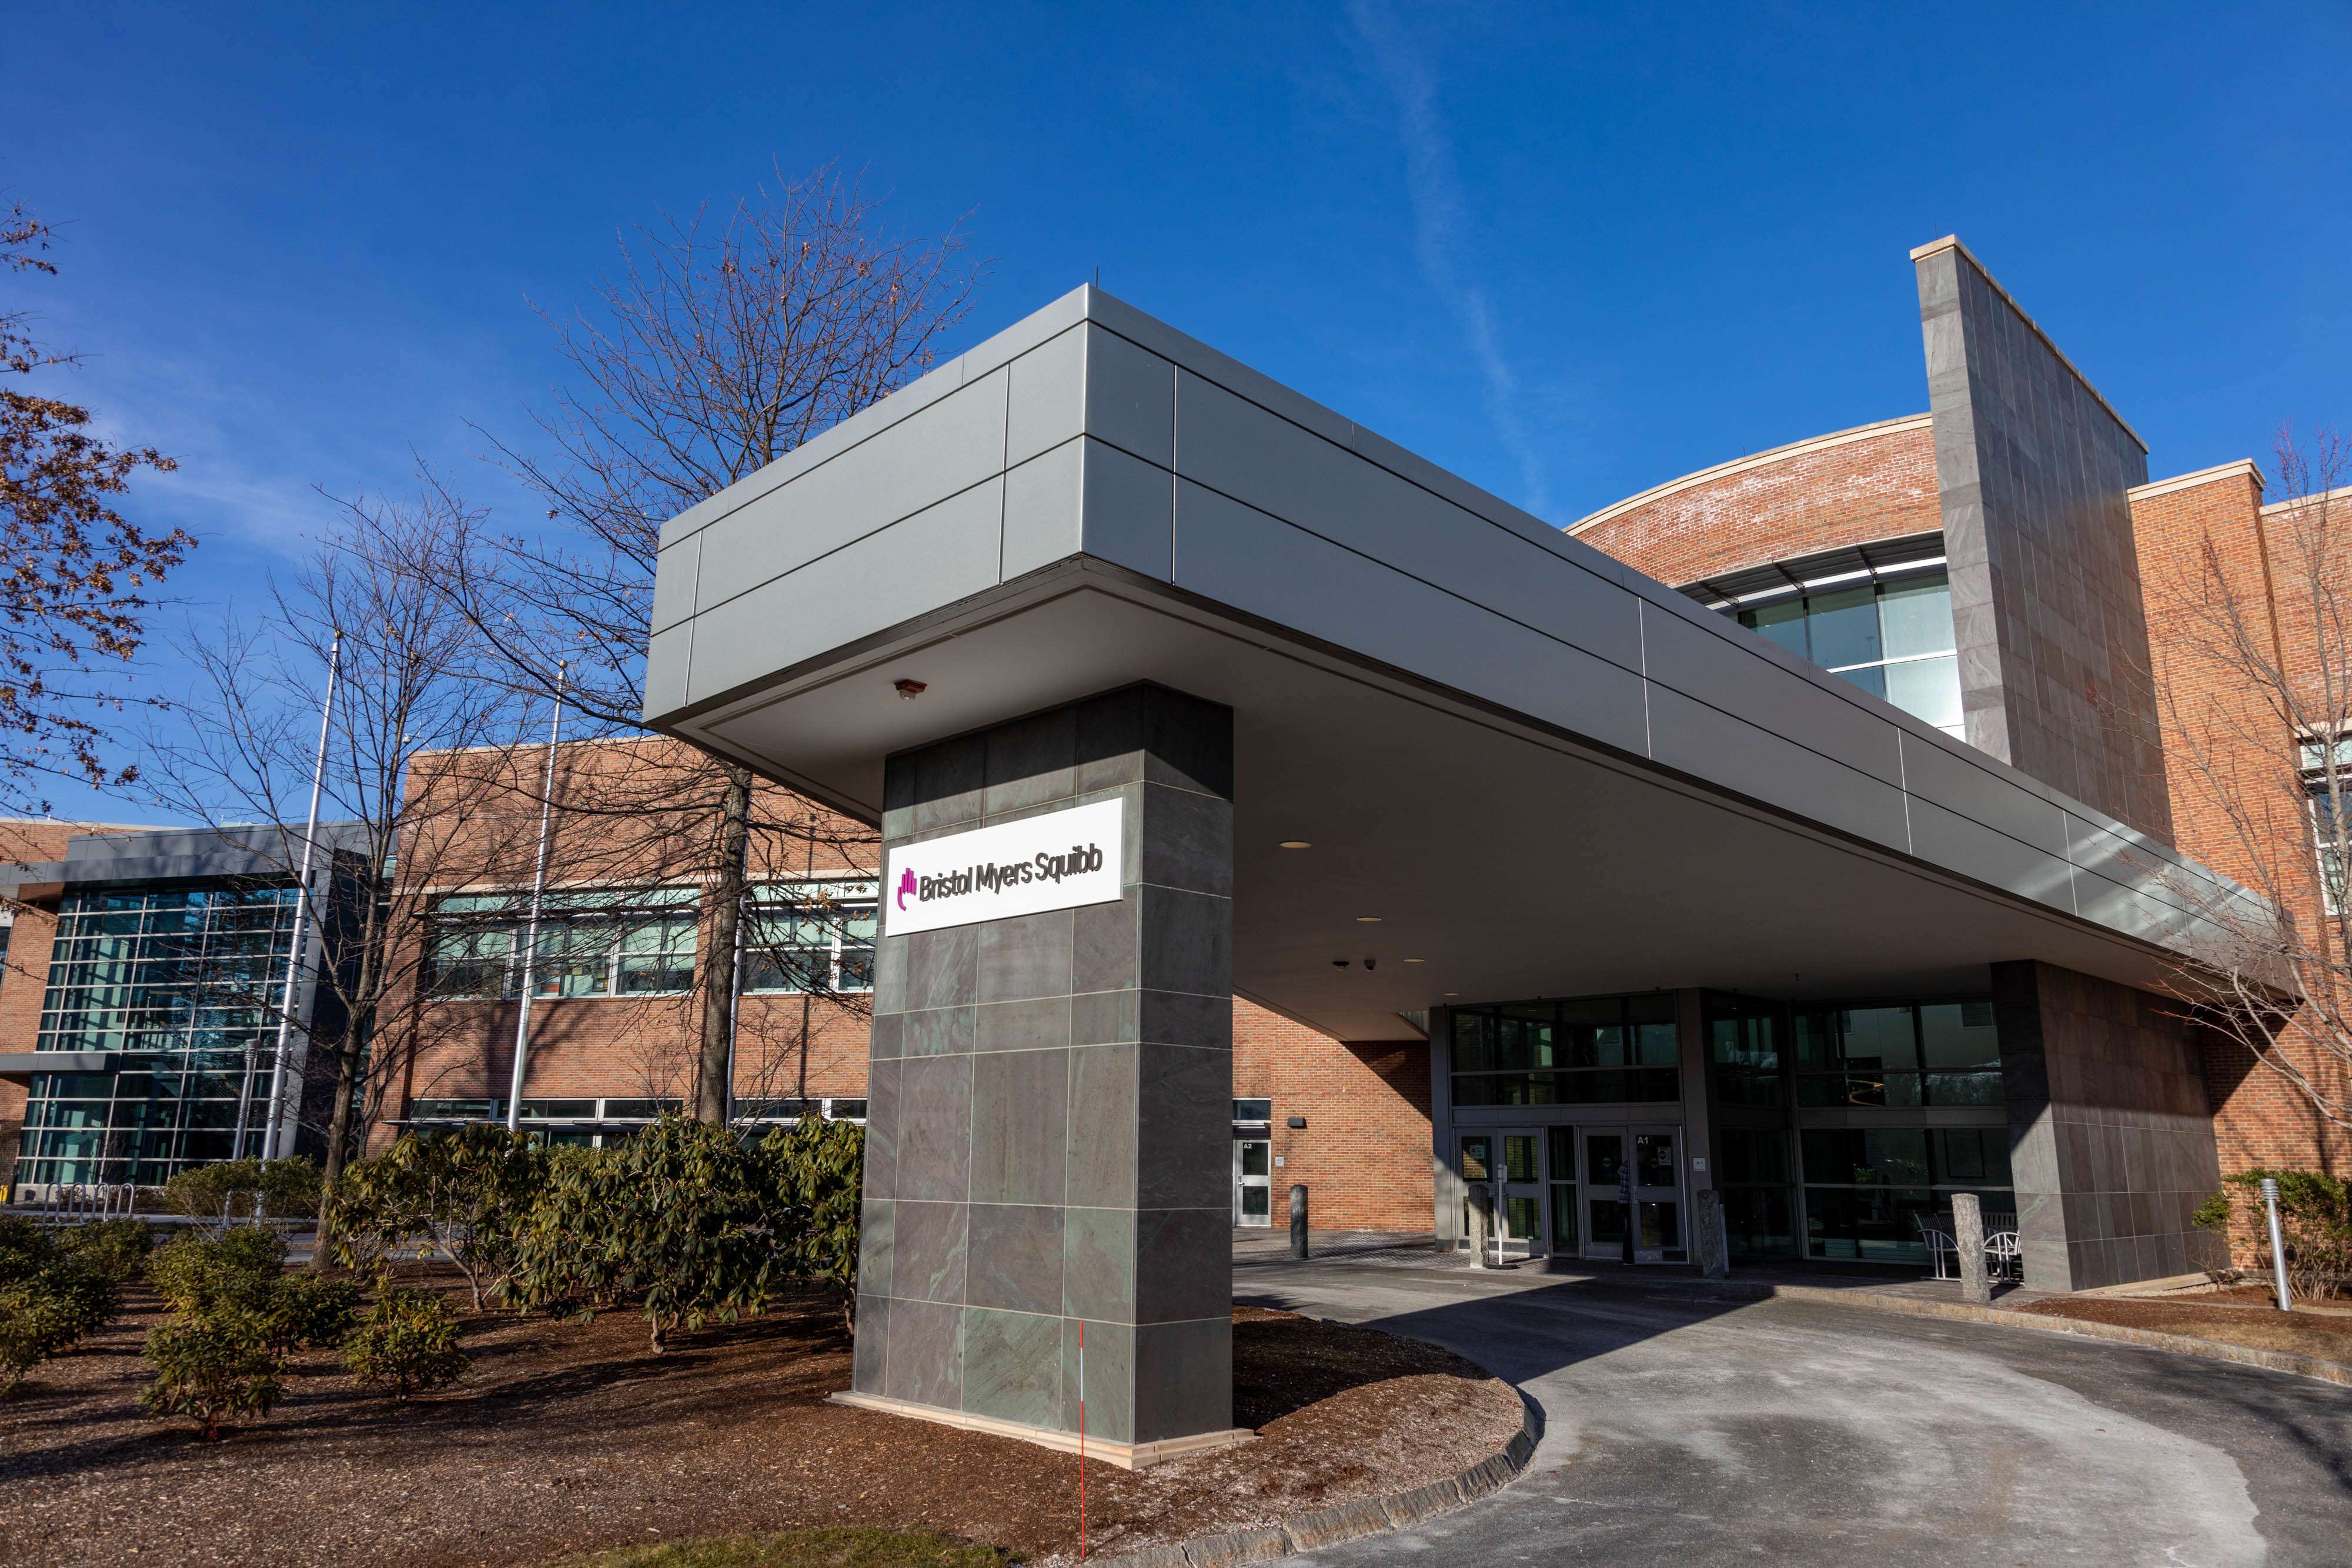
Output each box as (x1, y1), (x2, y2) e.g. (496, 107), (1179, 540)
(882, 798), (1126, 936)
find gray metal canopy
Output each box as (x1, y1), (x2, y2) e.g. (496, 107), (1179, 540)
(643, 286), (2255, 1042)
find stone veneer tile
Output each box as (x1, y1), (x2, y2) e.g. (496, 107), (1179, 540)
(858, 1199), (896, 1300)
(965, 1203), (1066, 1316)
(1065, 1045), (1140, 1208)
(852, 1293), (890, 1394)
(1133, 1318), (1232, 1443)
(1063, 1207), (1137, 1323)
(975, 995), (1073, 1052)
(1061, 1318), (1134, 1442)
(884, 1298), (964, 1409)
(962, 1308), (1064, 1430)
(1134, 1208), (1234, 1325)
(893, 1200), (968, 1304)
(894, 1055), (974, 1203)
(1136, 1045), (1232, 1210)
(978, 909), (1074, 1002)
(970, 1047), (1071, 1207)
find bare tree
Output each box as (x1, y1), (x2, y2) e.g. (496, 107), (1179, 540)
(2151, 428), (2352, 1136)
(1, 199), (188, 813)
(144, 480), (542, 1249)
(457, 164), (980, 1121)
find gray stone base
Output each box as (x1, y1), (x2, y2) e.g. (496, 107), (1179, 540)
(827, 1389), (1253, 1470)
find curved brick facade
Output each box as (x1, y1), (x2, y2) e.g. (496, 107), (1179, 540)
(1568, 414), (1940, 588)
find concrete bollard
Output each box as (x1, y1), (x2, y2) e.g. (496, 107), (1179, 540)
(1953, 1192), (1990, 1305)
(1466, 1183), (1494, 1269)
(1289, 1183), (1309, 1261)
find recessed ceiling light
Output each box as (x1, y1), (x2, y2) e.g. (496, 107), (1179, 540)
(1279, 840), (1311, 849)
(1444, 991), (1459, 997)
(1404, 958), (1425, 964)
(1355, 915), (1381, 923)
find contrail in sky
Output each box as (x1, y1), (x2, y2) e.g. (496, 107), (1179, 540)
(1348, 0), (1553, 520)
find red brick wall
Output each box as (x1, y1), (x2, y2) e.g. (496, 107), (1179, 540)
(1230, 998), (1432, 1232)
(376, 990), (874, 1147)
(1569, 417), (1940, 589)
(2132, 467), (2352, 1179)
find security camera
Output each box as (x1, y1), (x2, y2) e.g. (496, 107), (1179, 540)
(1364, 957), (1378, 971)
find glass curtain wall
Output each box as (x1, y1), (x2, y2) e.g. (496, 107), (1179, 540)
(1704, 993), (2012, 1264)
(1735, 570), (1962, 737)
(1449, 995), (1679, 1106)
(16, 883), (302, 1188)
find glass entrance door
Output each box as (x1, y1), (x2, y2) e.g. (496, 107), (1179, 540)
(1232, 1134), (1271, 1226)
(1631, 1129), (1685, 1262)
(1584, 1131), (1629, 1259)
(1496, 1131), (1545, 1259)
(1459, 1131), (1550, 1259)
(1581, 1127), (1686, 1262)
(1459, 1134), (1493, 1251)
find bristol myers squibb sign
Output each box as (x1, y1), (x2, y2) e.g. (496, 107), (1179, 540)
(881, 797), (1125, 935)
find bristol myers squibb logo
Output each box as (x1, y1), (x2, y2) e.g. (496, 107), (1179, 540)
(896, 867), (917, 911)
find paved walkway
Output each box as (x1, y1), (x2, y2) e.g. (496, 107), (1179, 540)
(1236, 1255), (2351, 1567)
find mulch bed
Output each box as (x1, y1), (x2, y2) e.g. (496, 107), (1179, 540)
(2015, 1293), (2352, 1364)
(0, 1270), (1521, 1568)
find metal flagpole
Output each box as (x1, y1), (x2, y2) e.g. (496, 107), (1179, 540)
(259, 630), (342, 1160)
(506, 666), (567, 1132)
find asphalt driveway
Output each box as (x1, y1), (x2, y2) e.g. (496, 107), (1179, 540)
(1235, 1260), (2350, 1567)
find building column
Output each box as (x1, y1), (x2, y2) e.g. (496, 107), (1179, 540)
(1994, 959), (2228, 1292)
(846, 683), (1241, 1464)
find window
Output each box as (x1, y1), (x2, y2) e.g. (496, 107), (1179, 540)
(1715, 1126), (1795, 1259)
(1799, 1126), (2014, 1262)
(743, 881), (877, 994)
(1733, 570), (1962, 737)
(426, 888), (700, 999)
(1451, 994), (1679, 1106)
(402, 1095), (866, 1149)
(1231, 1098), (1272, 1124)
(1795, 1001), (1998, 1108)
(1707, 995), (1783, 1106)
(16, 882), (305, 1188)
(2300, 736), (2352, 913)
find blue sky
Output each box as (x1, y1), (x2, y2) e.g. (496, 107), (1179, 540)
(12, 1), (2350, 821)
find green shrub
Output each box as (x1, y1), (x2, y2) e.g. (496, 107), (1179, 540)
(150, 1227), (286, 1316)
(0, 1281), (85, 1393)
(139, 1308), (285, 1440)
(0, 1215), (54, 1286)
(344, 1286), (469, 1399)
(56, 1219), (155, 1285)
(162, 1156), (322, 1223)
(263, 1273), (362, 1349)
(771, 1116), (865, 1312)
(2196, 1168), (2352, 1298)
(507, 1115), (798, 1351)
(329, 1125), (546, 1308)
(0, 1218), (122, 1392)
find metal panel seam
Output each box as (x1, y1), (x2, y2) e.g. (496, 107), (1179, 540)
(691, 469), (1011, 623)
(1188, 484), (1931, 833)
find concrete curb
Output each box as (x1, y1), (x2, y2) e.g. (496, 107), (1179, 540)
(1766, 1283), (2352, 1389)
(1085, 1388), (1540, 1567)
